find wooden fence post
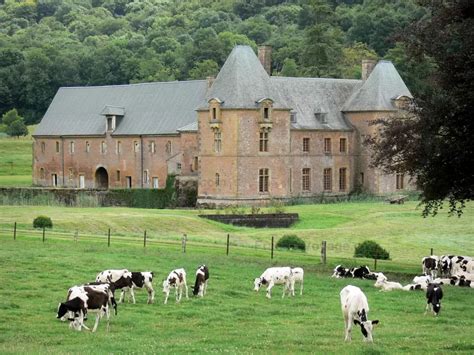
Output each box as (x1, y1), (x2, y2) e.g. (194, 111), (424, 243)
(321, 240), (327, 265)
(430, 248), (433, 256)
(374, 258), (377, 271)
(42, 227), (45, 243)
(182, 234), (187, 253)
(271, 236), (274, 259)
(108, 229), (111, 247)
(143, 230), (147, 248)
(226, 234), (230, 256)
(13, 222), (16, 240)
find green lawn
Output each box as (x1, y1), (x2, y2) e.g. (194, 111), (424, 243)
(0, 127), (34, 186)
(0, 233), (473, 353)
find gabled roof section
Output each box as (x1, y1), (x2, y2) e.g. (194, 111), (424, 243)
(203, 45), (285, 109)
(342, 60), (413, 112)
(34, 80), (208, 136)
(271, 77), (362, 130)
(101, 105), (125, 116)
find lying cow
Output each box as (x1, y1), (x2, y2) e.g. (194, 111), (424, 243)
(450, 255), (473, 275)
(374, 273), (403, 292)
(57, 284), (112, 332)
(422, 256), (439, 279)
(163, 268), (188, 304)
(434, 275), (473, 288)
(96, 269), (133, 304)
(332, 265), (371, 279)
(254, 267), (293, 299)
(192, 265), (209, 297)
(425, 283), (443, 316)
(340, 285), (379, 342)
(291, 267), (304, 296)
(119, 272), (155, 304)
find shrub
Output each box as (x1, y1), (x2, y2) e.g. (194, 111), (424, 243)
(276, 234), (305, 251)
(354, 240), (390, 260)
(33, 216), (53, 229)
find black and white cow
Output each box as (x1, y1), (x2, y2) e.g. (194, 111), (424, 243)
(57, 285), (112, 332)
(332, 265), (371, 279)
(425, 283), (443, 316)
(119, 272), (155, 304)
(291, 267), (304, 296)
(192, 265), (209, 297)
(340, 285), (379, 342)
(96, 269), (133, 304)
(162, 268), (188, 304)
(446, 255), (472, 276)
(438, 255), (453, 277)
(254, 267), (294, 299)
(422, 256), (439, 279)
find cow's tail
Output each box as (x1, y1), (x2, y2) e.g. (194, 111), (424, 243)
(192, 274), (200, 296)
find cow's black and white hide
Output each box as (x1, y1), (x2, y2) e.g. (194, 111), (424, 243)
(332, 265), (350, 278)
(254, 267), (294, 299)
(192, 265), (209, 297)
(96, 269), (133, 304)
(422, 256), (439, 279)
(162, 268), (188, 304)
(439, 255), (453, 277)
(425, 283), (443, 316)
(119, 272), (154, 304)
(448, 255), (472, 275)
(57, 285), (111, 332)
(332, 265), (371, 279)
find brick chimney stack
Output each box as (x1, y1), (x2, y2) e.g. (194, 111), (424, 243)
(361, 59), (377, 80)
(258, 45), (272, 76)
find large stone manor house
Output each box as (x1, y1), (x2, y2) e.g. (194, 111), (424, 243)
(33, 45), (414, 206)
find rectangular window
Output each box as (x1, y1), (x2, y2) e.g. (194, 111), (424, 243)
(194, 157), (199, 171)
(396, 173), (404, 189)
(289, 168), (292, 193)
(86, 141), (90, 153)
(303, 138), (310, 152)
(340, 138), (347, 153)
(143, 170), (149, 184)
(52, 174), (58, 187)
(116, 141), (122, 154)
(360, 172), (365, 186)
(259, 131), (269, 152)
(40, 168), (45, 179)
(69, 141), (75, 154)
(290, 112), (297, 123)
(177, 163), (182, 170)
(134, 141), (140, 153)
(150, 141), (156, 153)
(323, 168), (332, 191)
(41, 142), (45, 153)
(126, 176), (132, 188)
(339, 168), (347, 191)
(302, 168), (311, 191)
(107, 116), (114, 131)
(116, 170), (121, 181)
(166, 141), (172, 154)
(259, 168), (269, 193)
(324, 138), (331, 153)
(79, 175), (85, 189)
(215, 173), (220, 187)
(68, 168), (74, 181)
(263, 107), (269, 120)
(214, 130), (222, 152)
(55, 141), (60, 153)
(152, 177), (159, 189)
(101, 141), (106, 154)
(212, 107), (217, 120)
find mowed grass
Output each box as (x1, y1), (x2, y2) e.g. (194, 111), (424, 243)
(1, 201), (473, 265)
(0, 128), (34, 186)
(0, 236), (473, 354)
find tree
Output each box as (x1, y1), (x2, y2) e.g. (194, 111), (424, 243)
(188, 60), (219, 79)
(1, 108), (21, 126)
(6, 119), (28, 137)
(366, 0), (474, 216)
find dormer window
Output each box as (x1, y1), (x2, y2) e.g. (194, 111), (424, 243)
(106, 116), (115, 131)
(208, 98), (222, 122)
(290, 112), (297, 123)
(315, 112), (327, 124)
(212, 107), (217, 120)
(101, 105), (124, 132)
(393, 95), (412, 110)
(263, 107), (269, 120)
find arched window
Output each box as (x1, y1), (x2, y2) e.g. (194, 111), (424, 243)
(215, 173), (220, 187)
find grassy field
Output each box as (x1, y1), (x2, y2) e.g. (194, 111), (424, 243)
(0, 125), (35, 186)
(0, 201), (473, 353)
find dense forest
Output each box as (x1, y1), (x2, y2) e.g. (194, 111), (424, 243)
(0, 0), (432, 124)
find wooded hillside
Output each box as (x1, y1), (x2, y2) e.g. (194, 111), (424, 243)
(0, 0), (431, 124)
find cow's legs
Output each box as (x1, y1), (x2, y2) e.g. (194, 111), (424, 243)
(266, 280), (275, 299)
(119, 289), (126, 303)
(424, 302), (430, 315)
(105, 306), (110, 332)
(164, 290), (169, 305)
(184, 280), (189, 299)
(92, 313), (101, 333)
(176, 285), (181, 303)
(300, 280), (304, 296)
(344, 314), (352, 341)
(204, 280), (208, 296)
(130, 287), (136, 304)
(145, 284), (154, 304)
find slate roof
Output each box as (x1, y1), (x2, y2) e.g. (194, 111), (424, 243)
(34, 80), (208, 136)
(100, 105), (125, 116)
(271, 77), (362, 130)
(342, 60), (413, 112)
(202, 45), (285, 109)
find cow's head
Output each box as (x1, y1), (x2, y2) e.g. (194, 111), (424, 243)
(254, 277), (264, 291)
(162, 279), (171, 294)
(57, 303), (69, 320)
(331, 265), (342, 278)
(432, 303), (441, 315)
(353, 319), (379, 342)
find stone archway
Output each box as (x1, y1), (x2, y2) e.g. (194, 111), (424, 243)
(95, 167), (109, 189)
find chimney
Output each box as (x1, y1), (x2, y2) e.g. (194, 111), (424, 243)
(361, 59), (377, 80)
(206, 76), (215, 88)
(258, 45), (272, 76)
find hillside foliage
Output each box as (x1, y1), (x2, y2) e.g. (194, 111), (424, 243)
(0, 0), (428, 124)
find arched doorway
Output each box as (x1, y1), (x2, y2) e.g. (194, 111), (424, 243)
(95, 167), (109, 189)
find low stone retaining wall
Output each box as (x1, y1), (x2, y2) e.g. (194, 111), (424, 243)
(199, 213), (299, 228)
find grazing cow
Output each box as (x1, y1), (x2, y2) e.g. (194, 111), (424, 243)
(192, 265), (209, 297)
(422, 256), (439, 279)
(119, 272), (155, 304)
(332, 265), (371, 279)
(254, 267), (294, 299)
(340, 285), (379, 342)
(291, 267), (304, 296)
(374, 273), (403, 292)
(96, 269), (133, 304)
(162, 268), (188, 304)
(57, 285), (112, 332)
(425, 283), (443, 316)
